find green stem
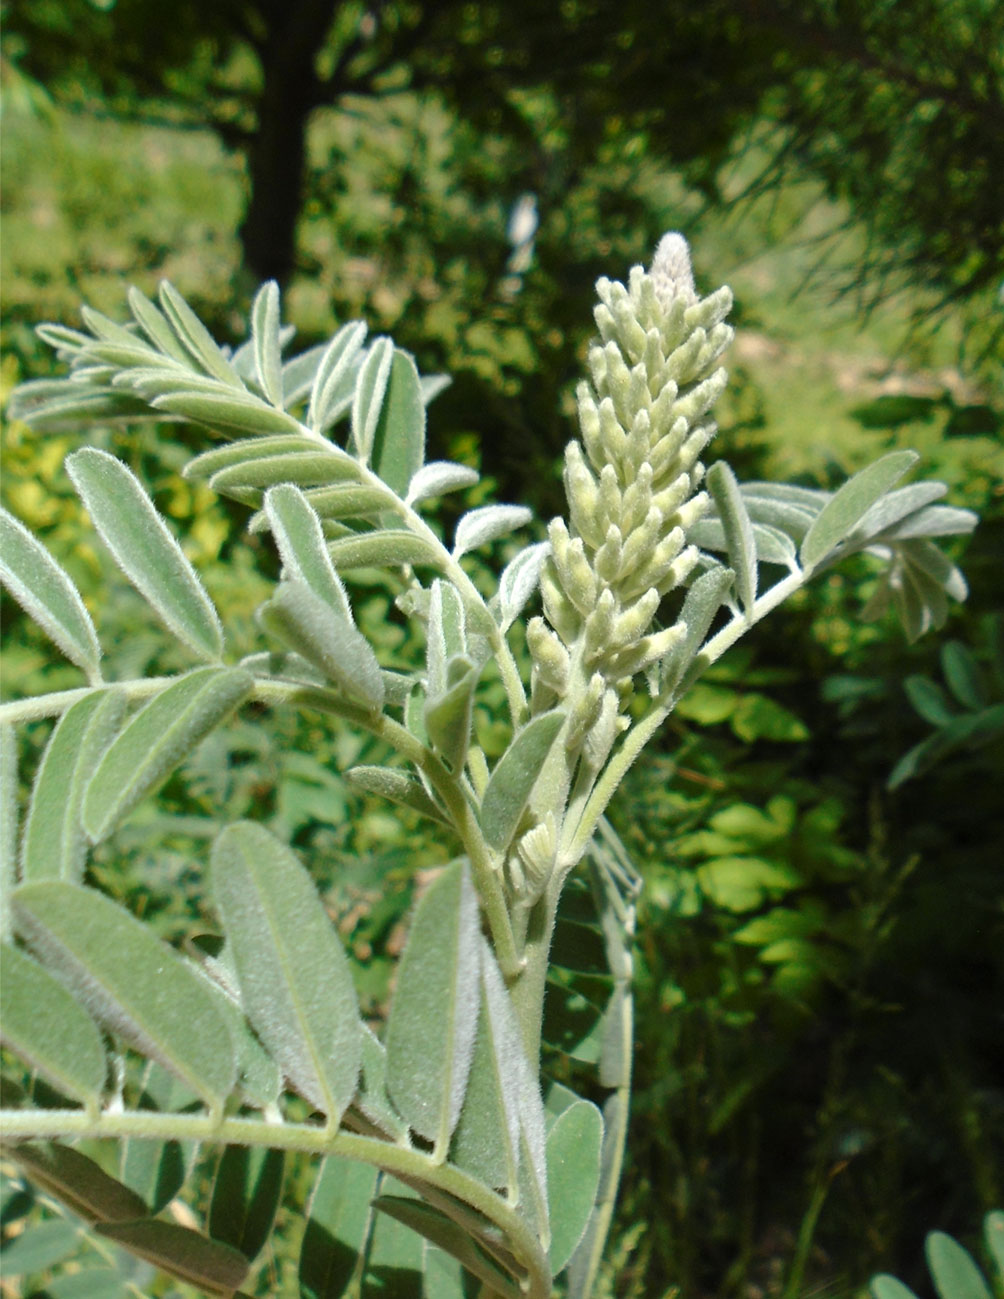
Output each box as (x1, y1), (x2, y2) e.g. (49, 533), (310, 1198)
(562, 566), (806, 866)
(0, 1108), (552, 1299)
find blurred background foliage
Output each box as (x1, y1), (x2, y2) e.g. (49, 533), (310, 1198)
(1, 0), (1002, 1295)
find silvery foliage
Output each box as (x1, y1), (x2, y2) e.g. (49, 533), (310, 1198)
(0, 239), (976, 1297)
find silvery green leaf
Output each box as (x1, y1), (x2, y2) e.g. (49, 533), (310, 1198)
(13, 880), (237, 1108)
(1, 726), (16, 941)
(425, 656), (478, 772)
(209, 1145), (285, 1262)
(82, 667), (252, 842)
(183, 434), (324, 481)
(926, 1230), (993, 1299)
(355, 1024), (410, 1140)
(0, 507), (102, 680)
(94, 1219), (249, 1295)
(67, 448), (223, 661)
(941, 641), (986, 710)
(300, 1156), (379, 1299)
(231, 327), (294, 385)
(662, 565), (733, 688)
(449, 937), (524, 1195)
(86, 340), (175, 371)
(127, 286), (192, 365)
(480, 710), (565, 852)
(545, 1099), (603, 1274)
(35, 322), (94, 354)
(12, 1142), (148, 1225)
(453, 504), (533, 560)
(113, 366), (229, 401)
(350, 336), (394, 462)
(152, 390), (302, 436)
(707, 461), (757, 616)
(497, 541), (549, 632)
(307, 320), (368, 434)
(287, 482), (394, 523)
(690, 517), (795, 567)
(800, 451), (918, 570)
(78, 305), (149, 352)
(0, 1220), (83, 1279)
(385, 859), (480, 1151)
(157, 281), (245, 389)
(847, 481), (947, 543)
(370, 348), (426, 496)
(405, 460), (480, 508)
(258, 582), (384, 713)
(326, 529), (444, 572)
(7, 378), (154, 428)
(346, 765), (452, 828)
(22, 688), (125, 884)
(251, 281), (283, 406)
(871, 1277), (921, 1299)
(210, 449), (361, 506)
(427, 580), (467, 698)
(904, 537), (968, 601)
(373, 1197), (521, 1297)
(212, 822), (362, 1121)
(264, 484), (353, 621)
(420, 373), (451, 404)
(0, 941), (107, 1107)
(876, 502), (978, 540)
(280, 341), (331, 407)
(240, 649), (327, 687)
(196, 968), (282, 1110)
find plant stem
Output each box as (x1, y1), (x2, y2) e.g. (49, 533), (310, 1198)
(0, 1108), (552, 1299)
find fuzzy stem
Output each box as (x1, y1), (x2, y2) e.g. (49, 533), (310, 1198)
(0, 1108), (551, 1299)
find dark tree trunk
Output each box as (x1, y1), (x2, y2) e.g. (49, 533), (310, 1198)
(239, 0), (337, 287)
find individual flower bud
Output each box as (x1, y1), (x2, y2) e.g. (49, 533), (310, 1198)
(550, 521), (598, 616)
(601, 341), (634, 419)
(627, 363), (650, 420)
(593, 523), (623, 585)
(566, 671), (605, 749)
(583, 686), (621, 769)
(648, 390), (684, 450)
(654, 544), (699, 596)
(642, 329), (666, 393)
(620, 526), (686, 599)
(540, 561), (581, 643)
(672, 367), (728, 425)
(663, 327), (707, 385)
(625, 408), (653, 479)
(564, 443), (606, 549)
(675, 492), (709, 534)
(621, 463), (654, 534)
(609, 587), (660, 650)
(663, 422), (714, 478)
(684, 284), (734, 332)
(598, 464), (622, 529)
(598, 397), (629, 465)
(583, 587), (617, 661)
(588, 342), (610, 395)
(527, 616), (571, 693)
(516, 812), (557, 902)
(577, 383), (604, 471)
(650, 232), (698, 309)
(605, 621), (687, 679)
(619, 505), (664, 579)
(651, 470), (694, 520)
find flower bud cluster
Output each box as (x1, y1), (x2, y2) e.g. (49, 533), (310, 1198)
(531, 233), (733, 733)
